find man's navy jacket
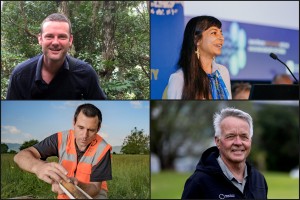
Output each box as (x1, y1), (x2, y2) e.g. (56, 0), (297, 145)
(182, 146), (268, 199)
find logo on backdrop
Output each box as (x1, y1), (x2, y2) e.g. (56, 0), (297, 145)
(150, 1), (185, 99)
(150, 1), (184, 16)
(216, 22), (247, 76)
(215, 20), (296, 80)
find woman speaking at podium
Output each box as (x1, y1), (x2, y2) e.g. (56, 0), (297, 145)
(167, 16), (232, 100)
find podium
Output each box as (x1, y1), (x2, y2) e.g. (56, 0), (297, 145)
(249, 84), (299, 100)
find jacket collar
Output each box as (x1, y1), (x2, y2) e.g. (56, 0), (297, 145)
(196, 146), (252, 175)
(35, 54), (69, 82)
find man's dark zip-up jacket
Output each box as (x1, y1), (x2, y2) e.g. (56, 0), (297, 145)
(182, 146), (268, 199)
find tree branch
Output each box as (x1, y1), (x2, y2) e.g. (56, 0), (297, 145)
(8, 17), (37, 39)
(138, 56), (150, 78)
(19, 1), (38, 39)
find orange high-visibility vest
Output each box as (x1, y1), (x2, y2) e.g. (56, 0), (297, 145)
(57, 130), (112, 199)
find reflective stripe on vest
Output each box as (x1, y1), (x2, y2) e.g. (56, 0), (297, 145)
(57, 130), (112, 199)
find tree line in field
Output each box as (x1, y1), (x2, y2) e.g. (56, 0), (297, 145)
(1, 127), (149, 155)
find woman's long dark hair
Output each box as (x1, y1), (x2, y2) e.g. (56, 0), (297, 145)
(178, 16), (222, 99)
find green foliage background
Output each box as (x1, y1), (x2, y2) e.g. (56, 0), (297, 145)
(121, 127), (150, 154)
(1, 143), (9, 153)
(19, 139), (39, 151)
(1, 1), (149, 100)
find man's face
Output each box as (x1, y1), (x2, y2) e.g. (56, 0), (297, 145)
(38, 21), (73, 63)
(73, 111), (100, 151)
(215, 116), (252, 165)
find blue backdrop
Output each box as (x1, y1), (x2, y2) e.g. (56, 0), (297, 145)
(151, 2), (299, 99)
(150, 1), (184, 99)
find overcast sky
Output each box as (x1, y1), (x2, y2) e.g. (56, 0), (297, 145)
(1, 101), (149, 146)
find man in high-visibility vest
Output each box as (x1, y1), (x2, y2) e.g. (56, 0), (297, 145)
(14, 103), (112, 199)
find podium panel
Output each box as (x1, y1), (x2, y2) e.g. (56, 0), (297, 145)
(249, 84), (299, 100)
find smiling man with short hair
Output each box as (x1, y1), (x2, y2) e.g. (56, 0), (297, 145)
(182, 107), (268, 199)
(6, 13), (106, 100)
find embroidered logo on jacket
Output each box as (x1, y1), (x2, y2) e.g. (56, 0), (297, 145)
(218, 194), (235, 199)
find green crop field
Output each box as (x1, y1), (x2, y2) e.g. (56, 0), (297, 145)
(151, 170), (299, 199)
(1, 154), (150, 199)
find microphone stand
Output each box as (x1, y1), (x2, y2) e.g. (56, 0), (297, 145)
(270, 53), (299, 84)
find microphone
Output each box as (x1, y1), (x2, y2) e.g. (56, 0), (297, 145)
(269, 53), (298, 83)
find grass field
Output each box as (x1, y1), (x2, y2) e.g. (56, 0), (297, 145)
(151, 170), (299, 199)
(1, 154), (150, 199)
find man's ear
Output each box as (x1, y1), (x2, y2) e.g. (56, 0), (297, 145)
(215, 136), (220, 148)
(38, 33), (42, 45)
(69, 34), (73, 46)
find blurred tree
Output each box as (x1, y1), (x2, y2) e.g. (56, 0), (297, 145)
(1, 143), (9, 153)
(151, 101), (221, 170)
(57, 1), (69, 18)
(256, 104), (299, 172)
(9, 150), (17, 154)
(121, 127), (149, 154)
(151, 101), (258, 170)
(19, 139), (39, 151)
(1, 1), (149, 99)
